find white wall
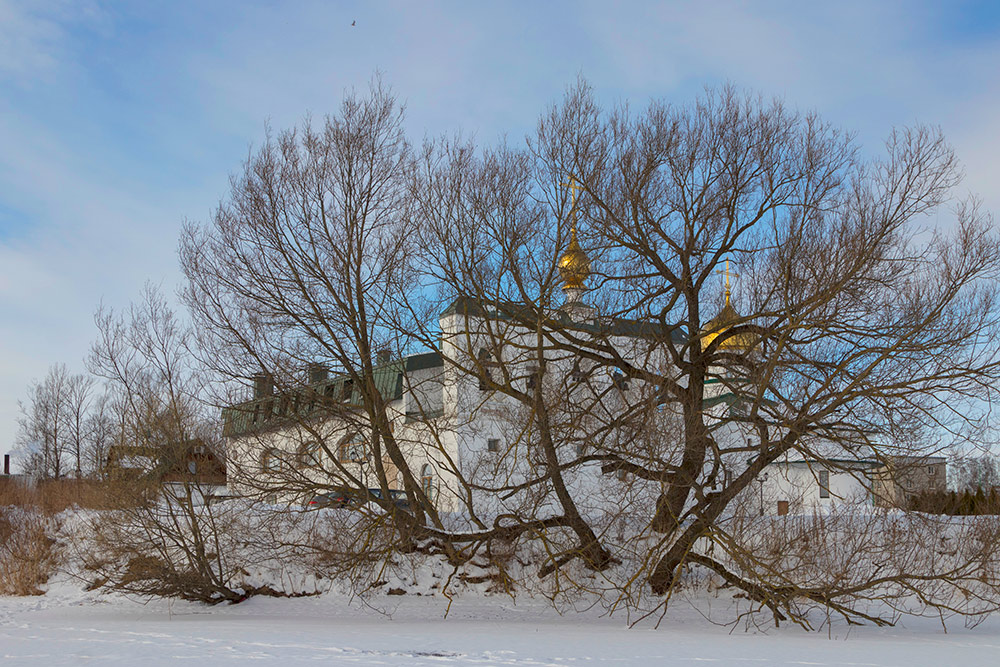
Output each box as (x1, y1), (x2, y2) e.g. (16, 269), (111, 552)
(759, 462), (873, 514)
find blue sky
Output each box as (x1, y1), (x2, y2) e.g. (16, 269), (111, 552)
(2, 0), (999, 453)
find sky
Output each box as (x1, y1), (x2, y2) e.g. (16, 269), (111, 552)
(2, 0), (1000, 456)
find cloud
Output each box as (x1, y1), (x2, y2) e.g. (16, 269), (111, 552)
(0, 0), (107, 86)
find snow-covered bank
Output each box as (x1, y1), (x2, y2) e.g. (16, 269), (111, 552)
(3, 586), (1000, 666)
(6, 502), (1000, 665)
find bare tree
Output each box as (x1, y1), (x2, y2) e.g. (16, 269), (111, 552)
(414, 81), (1000, 624)
(15, 364), (72, 479)
(83, 285), (248, 602)
(180, 81), (459, 548)
(63, 373), (96, 479)
(951, 456), (1000, 492)
(84, 392), (117, 479)
(178, 77), (1000, 626)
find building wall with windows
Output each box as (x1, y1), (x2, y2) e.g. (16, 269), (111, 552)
(871, 456), (948, 508)
(222, 297), (684, 513)
(759, 459), (877, 515)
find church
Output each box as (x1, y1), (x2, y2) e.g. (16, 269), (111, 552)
(219, 200), (752, 517)
(220, 192), (934, 517)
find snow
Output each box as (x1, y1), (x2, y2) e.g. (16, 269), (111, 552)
(4, 581), (1000, 666)
(5, 504), (1000, 665)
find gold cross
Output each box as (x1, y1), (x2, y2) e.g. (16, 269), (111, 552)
(560, 177), (583, 233)
(717, 259), (739, 304)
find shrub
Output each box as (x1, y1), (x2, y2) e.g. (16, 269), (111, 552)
(0, 507), (57, 595)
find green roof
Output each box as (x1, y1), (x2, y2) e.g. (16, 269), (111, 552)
(222, 352), (443, 438)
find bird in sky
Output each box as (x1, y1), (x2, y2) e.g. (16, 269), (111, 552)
(351, 20), (356, 27)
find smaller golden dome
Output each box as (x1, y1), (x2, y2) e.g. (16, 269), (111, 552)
(558, 228), (591, 291)
(702, 293), (753, 350)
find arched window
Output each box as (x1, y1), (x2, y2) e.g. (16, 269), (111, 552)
(421, 464), (435, 502)
(298, 440), (321, 468)
(338, 433), (366, 463)
(261, 448), (280, 473)
(477, 348), (493, 391)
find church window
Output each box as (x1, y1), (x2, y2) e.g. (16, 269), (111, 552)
(819, 470), (830, 498)
(487, 438), (500, 453)
(612, 372), (629, 391)
(338, 434), (366, 463)
(526, 365), (539, 390)
(421, 464), (435, 502)
(261, 448), (280, 473)
(570, 360), (588, 383)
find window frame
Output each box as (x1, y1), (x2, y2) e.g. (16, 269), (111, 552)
(526, 365), (539, 391)
(338, 434), (366, 464)
(818, 470), (831, 499)
(421, 463), (435, 501)
(298, 440), (322, 468)
(261, 448), (281, 473)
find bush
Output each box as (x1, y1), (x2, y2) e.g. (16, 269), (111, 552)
(0, 507), (57, 595)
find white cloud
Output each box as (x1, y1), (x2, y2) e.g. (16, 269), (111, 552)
(0, 0), (107, 85)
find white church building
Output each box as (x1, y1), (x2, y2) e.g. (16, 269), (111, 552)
(222, 225), (681, 512)
(221, 221), (923, 516)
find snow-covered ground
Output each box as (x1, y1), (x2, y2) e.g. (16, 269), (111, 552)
(3, 582), (1000, 666)
(5, 504), (1000, 665)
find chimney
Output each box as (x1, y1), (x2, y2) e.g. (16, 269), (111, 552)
(252, 372), (274, 399)
(307, 363), (329, 385)
(4, 454), (9, 476)
(376, 348), (392, 365)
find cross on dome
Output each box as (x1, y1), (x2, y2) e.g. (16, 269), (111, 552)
(717, 259), (739, 305)
(557, 176), (591, 297)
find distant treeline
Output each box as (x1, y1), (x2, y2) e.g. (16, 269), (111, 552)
(909, 488), (1000, 515)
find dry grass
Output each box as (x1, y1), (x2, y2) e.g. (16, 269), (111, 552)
(0, 507), (57, 596)
(0, 478), (118, 597)
(0, 478), (118, 515)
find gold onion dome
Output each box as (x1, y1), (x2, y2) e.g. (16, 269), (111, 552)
(558, 227), (591, 291)
(702, 260), (753, 350)
(702, 291), (753, 350)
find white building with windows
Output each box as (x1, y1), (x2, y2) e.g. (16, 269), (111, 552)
(221, 224), (687, 511)
(221, 228), (942, 516)
(755, 457), (880, 516)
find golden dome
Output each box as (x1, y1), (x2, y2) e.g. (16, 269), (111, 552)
(702, 292), (753, 350)
(558, 227), (591, 291)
